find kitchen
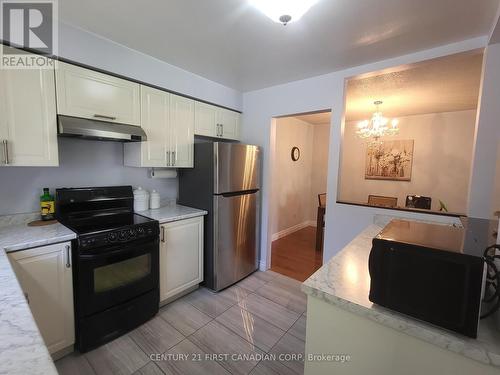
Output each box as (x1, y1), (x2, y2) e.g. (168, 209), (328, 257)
(1, 1), (500, 375)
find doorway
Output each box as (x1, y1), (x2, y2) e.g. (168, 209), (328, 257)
(269, 110), (331, 281)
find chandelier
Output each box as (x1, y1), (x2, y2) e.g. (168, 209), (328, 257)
(356, 101), (399, 140)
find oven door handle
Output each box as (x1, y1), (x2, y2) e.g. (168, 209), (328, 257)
(79, 241), (156, 260)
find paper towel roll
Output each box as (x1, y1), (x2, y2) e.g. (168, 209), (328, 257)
(149, 168), (177, 179)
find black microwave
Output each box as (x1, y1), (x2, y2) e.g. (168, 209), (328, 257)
(368, 218), (496, 338)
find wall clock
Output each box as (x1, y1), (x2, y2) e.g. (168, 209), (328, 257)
(291, 146), (300, 161)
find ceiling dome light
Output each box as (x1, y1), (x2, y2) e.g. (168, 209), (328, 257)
(250, 0), (319, 25)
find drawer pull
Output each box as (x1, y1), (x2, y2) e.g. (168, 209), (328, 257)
(2, 140), (9, 165)
(65, 245), (71, 268)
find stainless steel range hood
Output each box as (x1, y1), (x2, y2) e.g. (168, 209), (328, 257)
(57, 115), (147, 142)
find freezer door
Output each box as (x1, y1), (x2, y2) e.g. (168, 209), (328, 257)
(214, 143), (260, 194)
(213, 190), (259, 290)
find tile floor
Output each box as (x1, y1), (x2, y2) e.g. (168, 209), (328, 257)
(56, 270), (307, 375)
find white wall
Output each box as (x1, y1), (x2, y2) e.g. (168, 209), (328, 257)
(339, 110), (476, 213)
(0, 138), (178, 215)
(271, 118), (329, 239)
(241, 36), (489, 269)
(494, 142), (500, 215)
(57, 22), (242, 111)
(468, 42), (500, 218)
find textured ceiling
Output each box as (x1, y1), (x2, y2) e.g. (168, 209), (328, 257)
(344, 50), (484, 121)
(294, 112), (332, 125)
(58, 0), (499, 91)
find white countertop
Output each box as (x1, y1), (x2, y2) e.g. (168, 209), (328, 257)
(302, 224), (500, 369)
(137, 203), (207, 223)
(0, 220), (76, 375)
(0, 204), (205, 374)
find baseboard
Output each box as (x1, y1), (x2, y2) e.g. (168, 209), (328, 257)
(272, 221), (316, 241)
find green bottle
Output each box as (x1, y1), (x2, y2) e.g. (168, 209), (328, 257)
(40, 188), (55, 221)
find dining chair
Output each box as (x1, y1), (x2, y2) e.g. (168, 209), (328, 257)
(316, 193), (327, 252)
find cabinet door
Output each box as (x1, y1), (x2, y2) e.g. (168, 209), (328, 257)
(0, 53), (58, 166)
(159, 216), (203, 302)
(55, 61), (140, 126)
(124, 86), (169, 167)
(194, 102), (217, 137)
(170, 95), (194, 168)
(218, 109), (240, 140)
(8, 242), (74, 354)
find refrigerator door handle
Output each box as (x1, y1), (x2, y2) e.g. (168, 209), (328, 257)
(219, 189), (259, 198)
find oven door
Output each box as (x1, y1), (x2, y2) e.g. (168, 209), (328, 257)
(77, 236), (159, 317)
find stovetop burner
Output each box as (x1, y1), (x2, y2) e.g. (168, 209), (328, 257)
(62, 212), (154, 235)
(56, 186), (159, 251)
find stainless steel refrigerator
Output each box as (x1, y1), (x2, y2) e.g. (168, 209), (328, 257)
(178, 142), (261, 291)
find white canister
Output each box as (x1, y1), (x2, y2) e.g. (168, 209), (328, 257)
(150, 189), (161, 209)
(133, 186), (149, 212)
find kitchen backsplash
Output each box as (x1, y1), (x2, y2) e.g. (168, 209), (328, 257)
(0, 137), (178, 216)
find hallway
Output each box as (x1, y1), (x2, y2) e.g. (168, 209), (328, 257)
(270, 227), (323, 282)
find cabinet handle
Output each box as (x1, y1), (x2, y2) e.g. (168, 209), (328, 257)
(24, 292), (29, 304)
(65, 245), (71, 268)
(221, 124), (224, 137)
(172, 151), (176, 166)
(166, 151), (171, 166)
(2, 140), (9, 165)
(93, 114), (117, 121)
(217, 124), (221, 137)
(161, 226), (165, 242)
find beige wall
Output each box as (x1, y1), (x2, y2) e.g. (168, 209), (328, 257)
(338, 110), (476, 213)
(310, 124), (331, 219)
(272, 118), (330, 238)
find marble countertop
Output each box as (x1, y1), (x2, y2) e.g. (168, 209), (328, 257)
(0, 221), (76, 253)
(0, 220), (76, 375)
(302, 224), (500, 369)
(137, 203), (207, 223)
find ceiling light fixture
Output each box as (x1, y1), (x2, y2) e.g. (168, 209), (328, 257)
(356, 101), (399, 140)
(250, 0), (319, 26)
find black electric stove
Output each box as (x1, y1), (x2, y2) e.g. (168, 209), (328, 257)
(56, 186), (160, 352)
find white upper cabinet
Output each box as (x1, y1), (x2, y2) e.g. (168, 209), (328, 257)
(194, 102), (240, 140)
(170, 94), (194, 168)
(0, 50), (58, 167)
(124, 86), (170, 167)
(194, 102), (218, 138)
(55, 61), (140, 126)
(8, 242), (75, 354)
(124, 88), (194, 168)
(217, 108), (240, 140)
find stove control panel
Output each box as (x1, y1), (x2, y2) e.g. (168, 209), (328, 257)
(79, 223), (158, 249)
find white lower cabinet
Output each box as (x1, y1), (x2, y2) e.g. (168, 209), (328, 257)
(8, 242), (75, 355)
(159, 216), (204, 303)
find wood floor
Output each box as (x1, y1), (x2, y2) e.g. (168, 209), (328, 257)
(270, 226), (323, 282)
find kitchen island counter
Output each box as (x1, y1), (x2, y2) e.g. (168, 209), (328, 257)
(302, 223), (500, 374)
